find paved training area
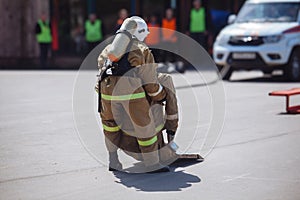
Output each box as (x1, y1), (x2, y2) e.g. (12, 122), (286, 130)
(0, 70), (299, 200)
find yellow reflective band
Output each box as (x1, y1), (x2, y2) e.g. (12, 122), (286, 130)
(101, 92), (146, 101)
(138, 135), (158, 146)
(102, 124), (120, 132)
(155, 124), (164, 132)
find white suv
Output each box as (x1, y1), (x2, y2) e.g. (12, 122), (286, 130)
(213, 0), (300, 81)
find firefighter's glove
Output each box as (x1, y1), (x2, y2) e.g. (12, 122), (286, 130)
(167, 129), (176, 141)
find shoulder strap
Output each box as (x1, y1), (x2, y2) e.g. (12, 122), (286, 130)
(114, 30), (134, 59)
(115, 30), (132, 41)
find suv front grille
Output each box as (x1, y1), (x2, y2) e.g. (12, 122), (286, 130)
(228, 36), (264, 46)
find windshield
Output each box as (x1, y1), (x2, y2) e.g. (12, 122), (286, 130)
(236, 2), (300, 23)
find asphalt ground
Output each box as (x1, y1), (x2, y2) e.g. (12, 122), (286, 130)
(0, 70), (299, 200)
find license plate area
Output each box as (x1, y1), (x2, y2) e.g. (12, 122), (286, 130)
(232, 52), (256, 59)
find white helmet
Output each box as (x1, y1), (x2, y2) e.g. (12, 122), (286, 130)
(109, 16), (149, 61)
(119, 18), (136, 35)
(130, 16), (149, 42)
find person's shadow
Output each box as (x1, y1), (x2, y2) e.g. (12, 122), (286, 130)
(112, 162), (202, 192)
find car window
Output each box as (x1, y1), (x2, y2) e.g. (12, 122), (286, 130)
(236, 2), (300, 23)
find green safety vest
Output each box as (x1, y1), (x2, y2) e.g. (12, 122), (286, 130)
(85, 19), (103, 42)
(190, 8), (206, 33)
(37, 20), (52, 43)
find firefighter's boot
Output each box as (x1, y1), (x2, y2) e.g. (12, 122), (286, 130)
(108, 152), (123, 171)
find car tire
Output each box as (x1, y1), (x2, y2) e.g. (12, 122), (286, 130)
(285, 48), (300, 81)
(220, 65), (234, 80)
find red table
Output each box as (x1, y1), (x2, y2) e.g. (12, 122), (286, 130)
(269, 88), (300, 114)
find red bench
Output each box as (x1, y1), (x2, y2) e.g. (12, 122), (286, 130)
(269, 88), (300, 114)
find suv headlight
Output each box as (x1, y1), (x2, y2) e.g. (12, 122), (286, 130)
(262, 35), (282, 43)
(215, 34), (228, 46)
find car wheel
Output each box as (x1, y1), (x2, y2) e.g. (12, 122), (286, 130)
(285, 48), (300, 81)
(220, 65), (234, 80)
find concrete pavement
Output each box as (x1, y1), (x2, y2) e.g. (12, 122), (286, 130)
(0, 70), (299, 200)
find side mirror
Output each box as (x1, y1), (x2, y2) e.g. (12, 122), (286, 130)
(228, 14), (237, 24)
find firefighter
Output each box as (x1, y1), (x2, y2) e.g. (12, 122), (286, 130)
(97, 16), (177, 173)
(111, 72), (179, 165)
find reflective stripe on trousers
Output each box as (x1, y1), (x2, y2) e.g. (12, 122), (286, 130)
(102, 124), (120, 132)
(103, 123), (164, 147)
(103, 123), (164, 134)
(101, 92), (146, 101)
(137, 135), (158, 146)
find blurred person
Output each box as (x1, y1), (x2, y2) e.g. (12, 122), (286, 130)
(115, 8), (128, 31)
(96, 16), (179, 173)
(161, 8), (178, 63)
(85, 13), (104, 52)
(72, 24), (85, 54)
(145, 14), (161, 61)
(187, 0), (213, 52)
(162, 9), (177, 43)
(35, 13), (52, 68)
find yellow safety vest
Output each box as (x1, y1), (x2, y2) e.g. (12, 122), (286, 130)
(85, 19), (103, 42)
(190, 8), (206, 33)
(37, 20), (52, 43)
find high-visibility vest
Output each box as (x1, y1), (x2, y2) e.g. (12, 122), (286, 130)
(162, 18), (177, 42)
(190, 8), (206, 33)
(117, 18), (123, 26)
(85, 19), (103, 42)
(37, 20), (52, 43)
(145, 23), (160, 45)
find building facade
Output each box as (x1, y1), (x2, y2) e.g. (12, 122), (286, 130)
(0, 0), (245, 68)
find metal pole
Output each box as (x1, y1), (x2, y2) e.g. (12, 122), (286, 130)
(131, 0), (136, 15)
(87, 0), (96, 15)
(171, 0), (177, 9)
(286, 96), (290, 113)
